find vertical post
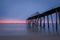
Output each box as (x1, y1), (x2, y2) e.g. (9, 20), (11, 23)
(32, 19), (35, 28)
(36, 18), (39, 27)
(34, 18), (39, 32)
(47, 15), (49, 29)
(40, 17), (42, 32)
(28, 20), (31, 26)
(36, 18), (38, 27)
(43, 16), (45, 32)
(58, 11), (60, 24)
(50, 14), (54, 31)
(41, 17), (43, 27)
(35, 19), (36, 25)
(47, 15), (50, 33)
(40, 17), (42, 27)
(43, 16), (45, 28)
(56, 10), (58, 32)
(31, 19), (34, 32)
(31, 19), (33, 27)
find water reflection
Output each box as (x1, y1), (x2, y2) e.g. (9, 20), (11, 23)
(27, 23), (60, 35)
(27, 23), (38, 32)
(0, 23), (59, 36)
(0, 24), (28, 36)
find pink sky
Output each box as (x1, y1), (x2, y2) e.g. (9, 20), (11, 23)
(0, 19), (26, 23)
(0, 19), (58, 23)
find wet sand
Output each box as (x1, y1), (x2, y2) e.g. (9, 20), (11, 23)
(0, 33), (60, 40)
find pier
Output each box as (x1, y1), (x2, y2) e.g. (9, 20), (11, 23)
(27, 7), (60, 33)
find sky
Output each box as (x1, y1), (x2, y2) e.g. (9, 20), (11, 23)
(0, 0), (60, 23)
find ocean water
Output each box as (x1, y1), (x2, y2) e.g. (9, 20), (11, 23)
(0, 23), (60, 36)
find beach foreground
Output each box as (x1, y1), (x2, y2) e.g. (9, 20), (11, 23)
(0, 33), (60, 40)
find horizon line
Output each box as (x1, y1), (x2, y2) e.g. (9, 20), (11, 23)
(0, 19), (59, 23)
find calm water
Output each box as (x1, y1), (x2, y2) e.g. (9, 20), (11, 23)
(0, 23), (60, 36)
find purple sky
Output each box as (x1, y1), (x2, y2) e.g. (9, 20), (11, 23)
(0, 0), (60, 20)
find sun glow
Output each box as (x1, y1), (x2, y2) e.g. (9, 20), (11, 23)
(0, 19), (58, 23)
(0, 19), (26, 23)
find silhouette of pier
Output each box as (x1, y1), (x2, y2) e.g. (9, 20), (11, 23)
(26, 7), (60, 34)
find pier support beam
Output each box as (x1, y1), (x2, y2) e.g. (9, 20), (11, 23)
(50, 14), (54, 31)
(32, 19), (35, 28)
(56, 10), (58, 32)
(43, 16), (45, 28)
(40, 17), (42, 32)
(58, 11), (60, 24)
(35, 19), (38, 27)
(43, 16), (45, 32)
(47, 15), (49, 29)
(28, 20), (31, 26)
(40, 18), (42, 27)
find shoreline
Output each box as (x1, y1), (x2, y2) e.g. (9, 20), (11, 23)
(0, 33), (60, 40)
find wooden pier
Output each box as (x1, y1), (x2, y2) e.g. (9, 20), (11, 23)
(26, 7), (60, 33)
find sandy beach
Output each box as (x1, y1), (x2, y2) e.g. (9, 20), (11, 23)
(0, 33), (60, 40)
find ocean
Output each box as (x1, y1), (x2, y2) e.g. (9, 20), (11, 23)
(0, 23), (60, 36)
